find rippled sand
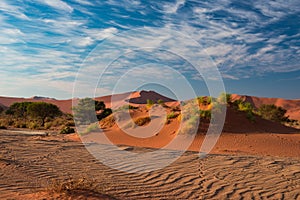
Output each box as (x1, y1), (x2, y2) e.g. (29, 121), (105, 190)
(1, 130), (300, 199)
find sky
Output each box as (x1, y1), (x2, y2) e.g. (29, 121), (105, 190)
(0, 0), (299, 100)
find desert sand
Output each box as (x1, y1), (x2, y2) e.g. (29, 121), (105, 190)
(1, 130), (300, 199)
(1, 91), (300, 199)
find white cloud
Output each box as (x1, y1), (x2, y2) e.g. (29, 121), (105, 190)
(0, 1), (29, 20)
(84, 27), (118, 41)
(73, 0), (94, 6)
(39, 0), (73, 13)
(164, 0), (185, 14)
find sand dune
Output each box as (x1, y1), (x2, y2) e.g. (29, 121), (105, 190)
(1, 92), (300, 122)
(1, 130), (300, 199)
(0, 96), (73, 114)
(232, 94), (300, 121)
(1, 92), (300, 199)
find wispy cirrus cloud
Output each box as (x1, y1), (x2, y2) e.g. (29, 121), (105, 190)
(38, 0), (74, 13)
(0, 0), (299, 98)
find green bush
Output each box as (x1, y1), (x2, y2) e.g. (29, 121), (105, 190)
(218, 93), (231, 104)
(27, 102), (62, 126)
(134, 117), (151, 126)
(258, 104), (288, 123)
(157, 99), (164, 105)
(60, 126), (75, 134)
(44, 122), (52, 129)
(180, 115), (199, 135)
(171, 106), (181, 112)
(96, 108), (112, 121)
(0, 106), (4, 114)
(232, 100), (255, 122)
(146, 99), (154, 108)
(65, 120), (75, 127)
(238, 102), (253, 112)
(81, 123), (100, 135)
(200, 110), (211, 120)
(167, 112), (179, 119)
(115, 105), (138, 111)
(197, 96), (212, 105)
(246, 112), (256, 122)
(28, 122), (39, 130)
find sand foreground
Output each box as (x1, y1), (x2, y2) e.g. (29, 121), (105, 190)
(1, 130), (300, 199)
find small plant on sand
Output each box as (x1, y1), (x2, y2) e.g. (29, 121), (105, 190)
(157, 99), (168, 108)
(60, 126), (75, 134)
(171, 106), (181, 112)
(146, 99), (154, 108)
(115, 105), (138, 111)
(82, 123), (100, 135)
(73, 98), (109, 125)
(233, 100), (256, 122)
(197, 96), (212, 106)
(47, 177), (115, 199)
(48, 177), (96, 195)
(157, 99), (164, 105)
(167, 112), (179, 119)
(258, 104), (288, 123)
(218, 92), (232, 104)
(200, 110), (211, 120)
(99, 115), (115, 129)
(134, 117), (151, 126)
(178, 100), (200, 135)
(28, 122), (39, 130)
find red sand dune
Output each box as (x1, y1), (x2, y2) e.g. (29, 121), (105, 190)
(231, 94), (300, 121)
(0, 96), (73, 114)
(0, 91), (177, 114)
(1, 92), (299, 134)
(222, 106), (298, 133)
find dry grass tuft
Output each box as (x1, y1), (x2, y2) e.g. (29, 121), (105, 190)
(134, 117), (151, 126)
(47, 177), (116, 199)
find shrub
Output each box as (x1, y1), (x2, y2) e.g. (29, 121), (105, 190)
(134, 117), (151, 126)
(99, 115), (115, 128)
(218, 93), (231, 104)
(48, 177), (95, 195)
(27, 102), (62, 126)
(200, 110), (211, 120)
(167, 112), (179, 119)
(0, 125), (7, 129)
(96, 108), (112, 121)
(81, 123), (99, 135)
(232, 100), (255, 122)
(238, 102), (253, 112)
(157, 99), (164, 105)
(44, 122), (52, 129)
(179, 115), (199, 135)
(60, 126), (75, 134)
(157, 99), (168, 108)
(65, 120), (75, 127)
(246, 112), (255, 122)
(197, 96), (212, 105)
(146, 99), (154, 108)
(28, 122), (39, 130)
(171, 106), (181, 112)
(73, 98), (109, 125)
(115, 105), (138, 111)
(258, 104), (288, 123)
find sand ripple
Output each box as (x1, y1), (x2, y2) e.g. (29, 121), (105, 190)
(1, 131), (300, 199)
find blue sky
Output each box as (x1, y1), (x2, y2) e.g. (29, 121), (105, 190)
(0, 0), (299, 99)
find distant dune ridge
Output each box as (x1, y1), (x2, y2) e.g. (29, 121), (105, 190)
(232, 94), (300, 121)
(0, 92), (299, 134)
